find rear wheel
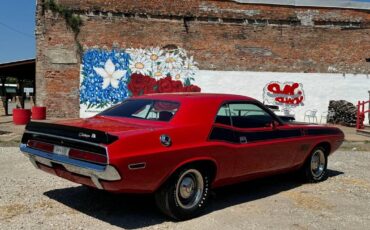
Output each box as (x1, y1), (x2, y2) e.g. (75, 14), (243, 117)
(155, 167), (210, 220)
(303, 146), (328, 182)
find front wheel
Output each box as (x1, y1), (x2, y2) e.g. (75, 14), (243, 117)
(303, 147), (328, 182)
(155, 167), (210, 220)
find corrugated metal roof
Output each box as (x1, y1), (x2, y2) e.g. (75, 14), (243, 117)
(233, 0), (370, 10)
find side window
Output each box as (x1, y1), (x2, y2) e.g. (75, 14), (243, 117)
(215, 104), (232, 126)
(229, 103), (273, 128)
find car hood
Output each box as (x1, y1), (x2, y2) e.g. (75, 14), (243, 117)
(55, 116), (163, 135)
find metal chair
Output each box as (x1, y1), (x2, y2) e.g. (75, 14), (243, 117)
(304, 109), (318, 123)
(320, 110), (335, 124)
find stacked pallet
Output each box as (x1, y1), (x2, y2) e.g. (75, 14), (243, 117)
(328, 100), (357, 127)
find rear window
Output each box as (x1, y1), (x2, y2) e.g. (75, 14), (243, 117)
(99, 99), (180, 122)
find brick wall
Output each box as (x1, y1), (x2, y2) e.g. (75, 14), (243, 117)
(36, 0), (370, 117)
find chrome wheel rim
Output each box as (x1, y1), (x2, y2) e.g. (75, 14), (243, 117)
(311, 149), (326, 178)
(175, 169), (204, 209)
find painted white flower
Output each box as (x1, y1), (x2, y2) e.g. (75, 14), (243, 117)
(177, 47), (188, 57)
(146, 47), (164, 62)
(160, 52), (183, 72)
(93, 59), (127, 89)
(172, 70), (184, 81)
(129, 54), (152, 76)
(182, 56), (199, 79)
(152, 66), (167, 80)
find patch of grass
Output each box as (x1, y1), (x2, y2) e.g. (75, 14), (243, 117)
(44, 0), (82, 34)
(0, 139), (21, 147)
(340, 141), (370, 152)
(44, 0), (83, 58)
(0, 131), (11, 135)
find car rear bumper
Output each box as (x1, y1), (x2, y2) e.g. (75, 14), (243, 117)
(20, 144), (121, 189)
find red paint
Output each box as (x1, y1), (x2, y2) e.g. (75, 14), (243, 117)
(27, 140), (54, 153)
(31, 106), (47, 120)
(267, 82), (300, 96)
(357, 100), (370, 129)
(31, 93), (344, 192)
(128, 74), (201, 96)
(69, 149), (107, 164)
(275, 96), (304, 105)
(266, 82), (304, 106)
(13, 108), (31, 125)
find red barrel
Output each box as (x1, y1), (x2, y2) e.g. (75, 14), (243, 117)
(31, 106), (47, 120)
(13, 109), (31, 125)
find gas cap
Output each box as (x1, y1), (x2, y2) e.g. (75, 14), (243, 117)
(160, 134), (172, 147)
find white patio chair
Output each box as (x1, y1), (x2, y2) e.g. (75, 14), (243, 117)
(304, 109), (318, 123)
(320, 110), (335, 124)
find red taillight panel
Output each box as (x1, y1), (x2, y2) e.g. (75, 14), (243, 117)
(69, 149), (107, 164)
(27, 140), (54, 153)
(27, 139), (107, 165)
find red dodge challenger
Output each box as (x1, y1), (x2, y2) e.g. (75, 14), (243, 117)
(20, 93), (344, 220)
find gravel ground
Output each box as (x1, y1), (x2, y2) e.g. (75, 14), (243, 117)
(1, 147), (370, 230)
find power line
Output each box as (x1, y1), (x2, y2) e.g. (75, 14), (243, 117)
(0, 21), (34, 39)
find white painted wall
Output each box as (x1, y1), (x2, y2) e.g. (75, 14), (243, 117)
(195, 71), (370, 122)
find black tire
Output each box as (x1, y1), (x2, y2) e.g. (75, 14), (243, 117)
(303, 146), (328, 183)
(155, 167), (210, 220)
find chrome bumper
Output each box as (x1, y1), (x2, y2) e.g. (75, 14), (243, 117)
(20, 144), (121, 189)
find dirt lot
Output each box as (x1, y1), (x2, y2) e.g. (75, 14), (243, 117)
(0, 147), (370, 229)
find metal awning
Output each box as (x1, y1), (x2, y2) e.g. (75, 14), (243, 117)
(0, 59), (35, 80)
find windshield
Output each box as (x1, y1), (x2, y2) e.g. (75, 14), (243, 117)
(99, 99), (180, 122)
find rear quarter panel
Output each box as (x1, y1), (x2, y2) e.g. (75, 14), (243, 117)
(105, 123), (235, 193)
(291, 126), (344, 167)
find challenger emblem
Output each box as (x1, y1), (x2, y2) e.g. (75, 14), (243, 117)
(78, 132), (91, 138)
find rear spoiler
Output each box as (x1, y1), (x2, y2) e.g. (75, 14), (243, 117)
(23, 121), (118, 144)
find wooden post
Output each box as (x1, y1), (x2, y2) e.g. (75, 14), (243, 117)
(17, 79), (25, 108)
(29, 95), (35, 107)
(15, 96), (23, 109)
(0, 77), (8, 115)
(356, 101), (360, 129)
(0, 96), (6, 116)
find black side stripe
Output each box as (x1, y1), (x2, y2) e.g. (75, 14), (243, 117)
(306, 128), (342, 136)
(209, 127), (342, 144)
(209, 127), (302, 144)
(209, 127), (236, 143)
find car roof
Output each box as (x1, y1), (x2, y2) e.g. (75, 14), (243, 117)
(129, 93), (258, 125)
(133, 93), (256, 102)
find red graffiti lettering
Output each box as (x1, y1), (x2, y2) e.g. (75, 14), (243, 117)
(266, 82), (304, 106)
(267, 83), (281, 94)
(275, 96), (304, 105)
(267, 82), (300, 95)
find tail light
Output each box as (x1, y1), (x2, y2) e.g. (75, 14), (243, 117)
(27, 140), (54, 153)
(27, 139), (107, 165)
(69, 149), (107, 164)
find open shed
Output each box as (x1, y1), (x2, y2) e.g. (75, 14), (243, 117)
(0, 59), (35, 115)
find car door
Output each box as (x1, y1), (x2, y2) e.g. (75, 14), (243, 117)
(215, 101), (302, 177)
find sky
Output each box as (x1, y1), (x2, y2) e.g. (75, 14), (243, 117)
(0, 0), (369, 64)
(0, 0), (35, 63)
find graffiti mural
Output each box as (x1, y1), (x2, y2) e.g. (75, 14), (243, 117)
(263, 81), (305, 107)
(80, 47), (200, 117)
